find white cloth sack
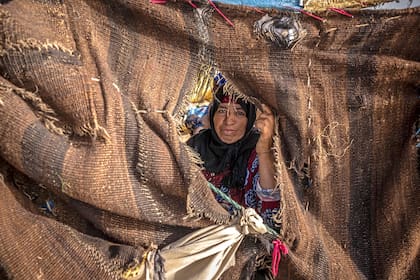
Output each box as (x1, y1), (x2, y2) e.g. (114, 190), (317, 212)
(158, 208), (268, 280)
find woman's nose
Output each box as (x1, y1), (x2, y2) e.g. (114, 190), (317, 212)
(224, 109), (236, 123)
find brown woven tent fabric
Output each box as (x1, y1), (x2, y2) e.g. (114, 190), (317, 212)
(0, 0), (419, 279)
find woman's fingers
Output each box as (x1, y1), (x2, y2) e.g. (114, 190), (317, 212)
(255, 104), (275, 154)
(261, 104), (273, 116)
(255, 104), (275, 134)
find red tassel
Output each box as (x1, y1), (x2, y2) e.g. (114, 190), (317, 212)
(329, 7), (354, 18)
(186, 0), (198, 8)
(150, 0), (167, 4)
(253, 7), (265, 14)
(272, 239), (288, 277)
(208, 0), (234, 27)
(298, 9), (326, 22)
(283, 6), (326, 22)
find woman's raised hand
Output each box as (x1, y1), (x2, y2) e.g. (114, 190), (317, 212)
(254, 104), (275, 154)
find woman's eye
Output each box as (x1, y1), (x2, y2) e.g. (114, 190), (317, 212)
(217, 108), (227, 114)
(236, 111), (246, 117)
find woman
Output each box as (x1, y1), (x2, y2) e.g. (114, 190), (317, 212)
(187, 89), (280, 229)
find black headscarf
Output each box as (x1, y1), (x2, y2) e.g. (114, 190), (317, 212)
(187, 91), (259, 188)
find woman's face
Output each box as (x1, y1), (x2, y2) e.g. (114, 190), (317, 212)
(213, 102), (248, 144)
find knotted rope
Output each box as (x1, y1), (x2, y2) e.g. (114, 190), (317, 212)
(207, 182), (288, 276)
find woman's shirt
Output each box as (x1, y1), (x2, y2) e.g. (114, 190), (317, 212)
(202, 149), (280, 229)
